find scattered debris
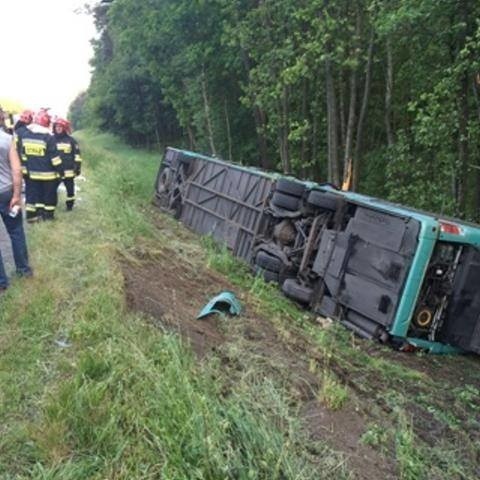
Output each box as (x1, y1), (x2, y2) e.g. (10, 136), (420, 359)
(197, 291), (242, 319)
(54, 338), (71, 348)
(316, 316), (333, 329)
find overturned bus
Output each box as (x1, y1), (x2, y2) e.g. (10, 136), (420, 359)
(154, 147), (480, 355)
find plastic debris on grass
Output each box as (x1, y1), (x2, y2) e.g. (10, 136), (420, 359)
(197, 291), (242, 319)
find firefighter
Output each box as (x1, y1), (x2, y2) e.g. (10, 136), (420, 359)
(53, 118), (82, 211)
(13, 110), (34, 178)
(17, 110), (63, 222)
(14, 110), (34, 136)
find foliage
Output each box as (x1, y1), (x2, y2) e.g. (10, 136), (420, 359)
(76, 0), (480, 217)
(68, 91), (87, 130)
(318, 371), (349, 410)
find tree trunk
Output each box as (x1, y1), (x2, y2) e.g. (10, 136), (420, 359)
(241, 49), (270, 169)
(353, 30), (375, 191)
(339, 71), (346, 149)
(186, 124), (197, 150)
(312, 111), (318, 180)
(343, 8), (361, 185)
(300, 77), (308, 178)
(455, 1), (469, 215)
(224, 97), (233, 162)
(456, 77), (469, 215)
(154, 125), (161, 149)
(281, 85), (290, 173)
(276, 85), (290, 174)
(325, 56), (340, 186)
(201, 68), (216, 156)
(254, 107), (270, 169)
(472, 77), (480, 217)
(472, 76), (480, 122)
(384, 36), (394, 148)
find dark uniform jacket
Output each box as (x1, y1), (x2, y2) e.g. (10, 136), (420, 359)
(14, 124), (30, 175)
(54, 133), (82, 178)
(18, 125), (63, 180)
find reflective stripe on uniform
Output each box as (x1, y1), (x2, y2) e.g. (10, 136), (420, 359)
(44, 205), (56, 211)
(66, 195), (76, 201)
(23, 140), (47, 156)
(51, 156), (62, 166)
(25, 204), (36, 212)
(75, 154), (82, 163)
(64, 169), (75, 178)
(29, 172), (58, 180)
(56, 142), (72, 153)
(35, 203), (45, 208)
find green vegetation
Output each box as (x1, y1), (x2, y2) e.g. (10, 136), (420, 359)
(74, 0), (480, 220)
(394, 412), (424, 480)
(318, 372), (349, 411)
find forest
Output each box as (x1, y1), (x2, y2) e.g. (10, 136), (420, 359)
(71, 0), (480, 220)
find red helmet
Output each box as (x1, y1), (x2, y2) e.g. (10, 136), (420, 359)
(34, 109), (51, 128)
(19, 110), (34, 124)
(54, 117), (71, 134)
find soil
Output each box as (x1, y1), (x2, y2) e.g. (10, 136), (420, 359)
(123, 247), (229, 357)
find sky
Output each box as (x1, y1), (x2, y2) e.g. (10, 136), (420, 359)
(1, 0), (96, 117)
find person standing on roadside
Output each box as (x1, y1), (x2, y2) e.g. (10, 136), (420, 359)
(53, 118), (82, 211)
(0, 111), (33, 290)
(13, 110), (33, 137)
(13, 110), (34, 179)
(17, 110), (63, 222)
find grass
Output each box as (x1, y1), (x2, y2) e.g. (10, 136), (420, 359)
(318, 372), (349, 410)
(394, 412), (424, 480)
(0, 132), (350, 479)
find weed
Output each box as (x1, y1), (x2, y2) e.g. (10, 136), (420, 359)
(395, 411), (424, 480)
(318, 371), (349, 410)
(360, 423), (389, 448)
(455, 384), (480, 411)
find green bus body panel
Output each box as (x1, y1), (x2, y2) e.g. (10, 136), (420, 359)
(390, 222), (438, 338)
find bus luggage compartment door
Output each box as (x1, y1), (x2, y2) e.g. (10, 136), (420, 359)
(313, 206), (419, 336)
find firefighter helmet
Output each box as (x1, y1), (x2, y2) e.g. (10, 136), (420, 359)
(34, 109), (51, 128)
(53, 117), (71, 134)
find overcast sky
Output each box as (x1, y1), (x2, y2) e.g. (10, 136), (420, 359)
(1, 0), (96, 116)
